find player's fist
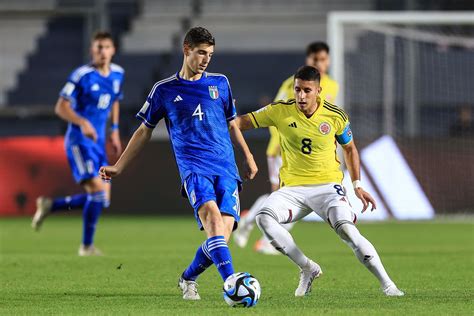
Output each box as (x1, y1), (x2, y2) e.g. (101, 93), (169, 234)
(244, 154), (258, 180)
(99, 165), (121, 182)
(80, 119), (98, 142)
(355, 188), (377, 213)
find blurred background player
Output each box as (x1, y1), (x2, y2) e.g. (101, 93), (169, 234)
(99, 27), (258, 300)
(31, 32), (124, 256)
(236, 65), (404, 297)
(234, 42), (339, 254)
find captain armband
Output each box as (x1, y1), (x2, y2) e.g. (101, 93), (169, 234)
(335, 124), (353, 145)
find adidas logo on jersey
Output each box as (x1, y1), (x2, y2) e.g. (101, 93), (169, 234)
(173, 95), (183, 102)
(288, 122), (297, 128)
(91, 83), (100, 91)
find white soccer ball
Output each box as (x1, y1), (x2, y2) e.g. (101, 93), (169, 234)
(223, 272), (261, 307)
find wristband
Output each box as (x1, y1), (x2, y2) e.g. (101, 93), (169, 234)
(110, 123), (119, 131)
(352, 180), (362, 190)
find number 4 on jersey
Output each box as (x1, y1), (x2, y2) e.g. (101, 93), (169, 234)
(192, 104), (204, 121)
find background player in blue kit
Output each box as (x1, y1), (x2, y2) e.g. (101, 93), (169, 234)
(32, 32), (124, 256)
(99, 27), (258, 300)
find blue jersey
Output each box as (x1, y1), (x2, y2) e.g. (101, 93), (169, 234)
(136, 72), (241, 183)
(60, 63), (125, 149)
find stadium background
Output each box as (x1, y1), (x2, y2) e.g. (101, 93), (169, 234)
(0, 0), (473, 217)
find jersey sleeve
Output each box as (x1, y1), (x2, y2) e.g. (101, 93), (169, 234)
(223, 77), (237, 121)
(136, 85), (166, 129)
(334, 110), (353, 145)
(59, 70), (82, 103)
(249, 103), (278, 128)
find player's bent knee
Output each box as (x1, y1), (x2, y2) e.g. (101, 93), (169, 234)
(83, 177), (105, 193)
(334, 220), (359, 244)
(198, 202), (226, 235)
(255, 210), (277, 231)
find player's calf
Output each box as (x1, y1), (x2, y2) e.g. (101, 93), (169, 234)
(80, 178), (107, 251)
(329, 207), (403, 295)
(256, 211), (315, 268)
(198, 202), (235, 281)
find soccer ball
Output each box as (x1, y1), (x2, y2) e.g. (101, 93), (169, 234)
(223, 272), (261, 307)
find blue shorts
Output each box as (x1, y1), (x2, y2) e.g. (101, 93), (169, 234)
(183, 173), (241, 231)
(65, 143), (108, 184)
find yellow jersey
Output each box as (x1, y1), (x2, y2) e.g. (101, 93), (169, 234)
(251, 98), (352, 187)
(267, 73), (339, 156)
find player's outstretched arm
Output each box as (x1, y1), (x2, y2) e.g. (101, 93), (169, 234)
(235, 114), (255, 131)
(342, 141), (377, 212)
(55, 97), (98, 142)
(228, 119), (258, 180)
(100, 123), (152, 181)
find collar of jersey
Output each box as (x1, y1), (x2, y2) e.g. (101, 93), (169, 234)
(295, 96), (324, 121)
(88, 62), (113, 79)
(176, 71), (207, 83)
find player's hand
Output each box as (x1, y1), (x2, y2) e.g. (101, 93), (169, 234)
(80, 119), (98, 142)
(243, 154), (258, 180)
(99, 165), (121, 182)
(355, 188), (377, 213)
(110, 130), (122, 158)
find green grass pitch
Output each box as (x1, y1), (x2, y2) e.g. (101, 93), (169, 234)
(1, 216), (473, 315)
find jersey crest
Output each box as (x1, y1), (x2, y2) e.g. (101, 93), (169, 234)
(209, 86), (219, 99)
(319, 122), (331, 135)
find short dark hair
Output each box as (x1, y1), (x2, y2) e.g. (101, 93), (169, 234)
(294, 65), (321, 82)
(92, 31), (115, 45)
(306, 41), (329, 56)
(183, 27), (215, 48)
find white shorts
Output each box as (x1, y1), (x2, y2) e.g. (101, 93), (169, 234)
(267, 155), (282, 186)
(259, 183), (357, 227)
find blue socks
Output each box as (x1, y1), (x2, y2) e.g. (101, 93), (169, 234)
(82, 191), (105, 246)
(51, 193), (88, 212)
(183, 235), (234, 282)
(207, 236), (234, 280)
(182, 241), (213, 281)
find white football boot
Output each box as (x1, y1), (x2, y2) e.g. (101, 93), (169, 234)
(31, 197), (52, 231)
(295, 260), (323, 297)
(78, 245), (103, 257)
(178, 277), (201, 300)
(382, 284), (405, 296)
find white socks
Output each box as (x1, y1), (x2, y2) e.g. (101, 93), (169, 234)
(255, 204), (396, 289)
(256, 211), (310, 268)
(329, 207), (394, 288)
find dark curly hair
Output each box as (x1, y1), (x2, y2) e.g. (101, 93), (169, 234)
(183, 27), (215, 48)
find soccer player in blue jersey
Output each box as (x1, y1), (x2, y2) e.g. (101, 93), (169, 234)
(99, 27), (258, 300)
(32, 32), (124, 256)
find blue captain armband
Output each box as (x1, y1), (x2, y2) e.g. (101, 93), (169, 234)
(336, 124), (353, 145)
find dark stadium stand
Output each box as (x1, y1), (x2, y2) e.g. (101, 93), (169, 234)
(6, 0), (139, 106)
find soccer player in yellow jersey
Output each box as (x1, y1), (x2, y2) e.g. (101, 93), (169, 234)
(236, 66), (404, 297)
(233, 42), (339, 254)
